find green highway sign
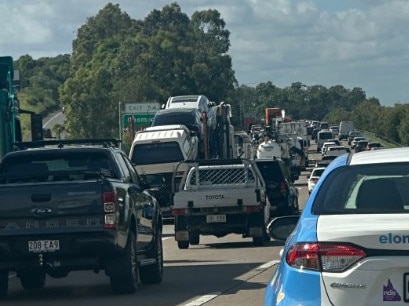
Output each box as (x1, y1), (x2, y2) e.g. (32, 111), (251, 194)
(122, 113), (155, 128)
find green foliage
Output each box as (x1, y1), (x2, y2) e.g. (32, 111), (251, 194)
(60, 2), (236, 140)
(8, 2), (409, 148)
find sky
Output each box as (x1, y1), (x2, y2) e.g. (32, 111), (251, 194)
(1, 0), (409, 106)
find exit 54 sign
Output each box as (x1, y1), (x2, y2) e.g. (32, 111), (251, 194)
(122, 102), (160, 127)
(122, 114), (155, 128)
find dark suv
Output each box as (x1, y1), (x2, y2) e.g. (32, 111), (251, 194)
(255, 158), (299, 216)
(151, 108), (205, 157)
(151, 108), (204, 139)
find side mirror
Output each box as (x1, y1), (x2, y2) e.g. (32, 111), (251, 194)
(267, 215), (299, 241)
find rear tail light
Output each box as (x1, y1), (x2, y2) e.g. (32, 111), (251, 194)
(310, 177), (318, 183)
(176, 171), (185, 177)
(172, 208), (187, 216)
(244, 205), (260, 212)
(286, 242), (366, 272)
(280, 182), (287, 195)
(103, 191), (117, 229)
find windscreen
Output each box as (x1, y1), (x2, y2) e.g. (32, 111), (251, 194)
(312, 163), (409, 214)
(131, 142), (184, 165)
(255, 161), (283, 182)
(152, 112), (195, 126)
(0, 151), (115, 182)
(318, 132), (333, 139)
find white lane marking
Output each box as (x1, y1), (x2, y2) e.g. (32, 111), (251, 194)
(185, 293), (221, 306)
(43, 112), (63, 128)
(255, 260), (280, 271)
(182, 260), (280, 306)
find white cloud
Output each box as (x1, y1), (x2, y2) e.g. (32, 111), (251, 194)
(1, 0), (409, 105)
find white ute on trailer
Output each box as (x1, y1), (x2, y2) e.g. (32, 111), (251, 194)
(129, 124), (199, 218)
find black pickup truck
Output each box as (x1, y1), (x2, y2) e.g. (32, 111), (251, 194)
(0, 139), (163, 298)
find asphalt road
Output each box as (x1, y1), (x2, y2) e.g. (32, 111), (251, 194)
(42, 111), (66, 139)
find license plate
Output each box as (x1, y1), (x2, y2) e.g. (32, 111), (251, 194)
(206, 215), (226, 223)
(28, 240), (60, 252)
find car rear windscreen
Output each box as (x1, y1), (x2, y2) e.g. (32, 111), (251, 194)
(152, 112), (195, 126)
(312, 163), (409, 214)
(131, 142), (184, 165)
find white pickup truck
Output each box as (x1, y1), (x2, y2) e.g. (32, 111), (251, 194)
(172, 159), (271, 249)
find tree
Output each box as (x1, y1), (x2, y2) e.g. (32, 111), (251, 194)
(61, 4), (134, 138)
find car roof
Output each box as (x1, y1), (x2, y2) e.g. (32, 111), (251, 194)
(144, 124), (190, 132)
(327, 146), (347, 150)
(156, 108), (198, 114)
(311, 167), (326, 174)
(349, 146), (407, 165)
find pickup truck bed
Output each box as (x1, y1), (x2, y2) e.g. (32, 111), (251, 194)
(172, 159), (271, 249)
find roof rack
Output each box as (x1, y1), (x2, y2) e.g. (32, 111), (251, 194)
(12, 138), (121, 150)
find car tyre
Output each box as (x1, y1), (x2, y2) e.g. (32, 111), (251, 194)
(0, 270), (8, 299)
(177, 240), (189, 249)
(19, 268), (46, 290)
(252, 236), (265, 246)
(189, 231), (200, 245)
(139, 230), (163, 284)
(110, 232), (138, 294)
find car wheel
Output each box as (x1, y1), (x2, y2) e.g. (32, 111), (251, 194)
(139, 230), (163, 284)
(110, 232), (138, 294)
(19, 268), (46, 290)
(0, 270), (8, 299)
(252, 236), (265, 246)
(177, 240), (189, 249)
(189, 231), (200, 245)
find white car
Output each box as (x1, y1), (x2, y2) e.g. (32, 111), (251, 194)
(324, 145), (350, 157)
(307, 167), (326, 194)
(321, 141), (337, 156)
(265, 146), (409, 306)
(351, 136), (366, 149)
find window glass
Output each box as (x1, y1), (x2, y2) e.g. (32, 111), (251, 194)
(312, 163), (409, 214)
(119, 152), (140, 184)
(130, 142), (184, 165)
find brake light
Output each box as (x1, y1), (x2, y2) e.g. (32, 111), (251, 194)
(176, 171), (185, 177)
(286, 242), (366, 272)
(310, 177), (318, 183)
(280, 182), (287, 195)
(103, 191), (117, 229)
(244, 206), (260, 212)
(172, 208), (187, 215)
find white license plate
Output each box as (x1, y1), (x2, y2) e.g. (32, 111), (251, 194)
(28, 240), (60, 252)
(206, 215), (226, 223)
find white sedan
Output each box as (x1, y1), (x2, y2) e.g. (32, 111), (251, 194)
(307, 167), (326, 194)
